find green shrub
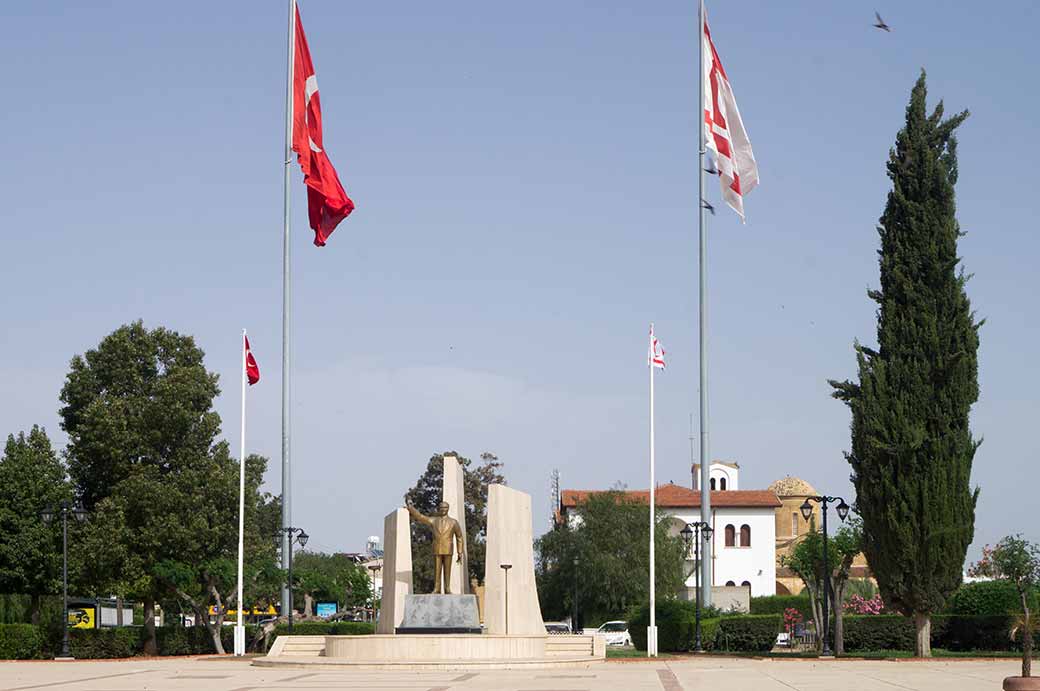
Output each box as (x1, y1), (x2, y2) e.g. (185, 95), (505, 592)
(698, 618), (719, 651)
(66, 627), (142, 659)
(271, 621), (374, 639)
(946, 581), (1038, 616)
(154, 625), (235, 655)
(0, 623), (45, 659)
(750, 595), (812, 619)
(627, 600), (697, 652)
(714, 615), (781, 653)
(934, 615), (1016, 652)
(842, 615), (914, 652)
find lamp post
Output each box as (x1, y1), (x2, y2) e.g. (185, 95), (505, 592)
(281, 527), (308, 632)
(40, 500), (88, 660)
(799, 495), (849, 657)
(500, 564), (512, 634)
(572, 556), (579, 634)
(681, 521), (713, 653)
(367, 564), (380, 624)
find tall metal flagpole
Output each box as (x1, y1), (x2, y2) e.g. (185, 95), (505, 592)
(697, 0), (713, 608)
(235, 330), (248, 656)
(280, 0), (297, 622)
(648, 324), (657, 657)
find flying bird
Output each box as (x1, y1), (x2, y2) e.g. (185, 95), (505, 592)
(873, 11), (891, 32)
(701, 200), (715, 216)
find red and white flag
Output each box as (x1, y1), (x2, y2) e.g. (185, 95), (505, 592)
(292, 6), (355, 247)
(244, 336), (260, 386)
(648, 324), (666, 369)
(703, 11), (758, 221)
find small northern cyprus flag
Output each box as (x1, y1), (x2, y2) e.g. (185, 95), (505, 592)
(648, 324), (666, 369)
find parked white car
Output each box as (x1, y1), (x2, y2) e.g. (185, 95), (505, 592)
(596, 621), (632, 647)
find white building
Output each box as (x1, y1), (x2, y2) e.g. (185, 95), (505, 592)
(560, 462), (780, 597)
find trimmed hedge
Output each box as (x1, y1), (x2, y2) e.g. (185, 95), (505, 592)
(628, 600), (695, 652)
(841, 614), (1018, 653)
(714, 615), (782, 653)
(154, 626), (234, 656)
(750, 595), (812, 620)
(272, 621), (374, 639)
(0, 624), (45, 659)
(66, 627), (142, 659)
(946, 580), (1038, 616)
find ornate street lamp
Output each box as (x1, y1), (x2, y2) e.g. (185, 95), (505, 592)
(800, 495), (849, 657)
(281, 527), (308, 632)
(41, 500), (88, 659)
(682, 521), (714, 652)
(572, 556), (579, 634)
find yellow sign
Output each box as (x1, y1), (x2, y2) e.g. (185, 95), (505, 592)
(68, 607), (95, 629)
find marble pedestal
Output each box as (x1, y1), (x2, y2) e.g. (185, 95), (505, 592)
(396, 594), (481, 634)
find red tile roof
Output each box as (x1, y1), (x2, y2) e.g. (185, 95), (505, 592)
(560, 484), (781, 509)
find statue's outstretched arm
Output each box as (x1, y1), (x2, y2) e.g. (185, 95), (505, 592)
(404, 497), (433, 526)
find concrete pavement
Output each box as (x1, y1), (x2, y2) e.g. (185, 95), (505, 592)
(0, 655), (1021, 690)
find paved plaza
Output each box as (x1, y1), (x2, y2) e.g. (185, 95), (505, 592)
(0, 656), (1022, 691)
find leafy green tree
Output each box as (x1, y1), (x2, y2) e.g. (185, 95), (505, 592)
(404, 451), (506, 592)
(0, 427), (71, 624)
(830, 72), (980, 657)
(781, 520), (863, 655)
(969, 536), (1040, 677)
(59, 321), (225, 655)
(151, 453), (280, 654)
(535, 492), (686, 626)
(292, 551), (373, 615)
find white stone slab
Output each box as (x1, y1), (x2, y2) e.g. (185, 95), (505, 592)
(442, 453), (469, 594)
(376, 508), (412, 634)
(483, 484), (545, 635)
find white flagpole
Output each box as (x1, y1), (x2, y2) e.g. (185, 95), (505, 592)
(697, 0), (714, 609)
(648, 324), (657, 657)
(235, 330), (247, 656)
(280, 0), (297, 623)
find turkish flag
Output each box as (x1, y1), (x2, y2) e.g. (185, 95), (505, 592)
(244, 336), (260, 386)
(292, 6), (354, 247)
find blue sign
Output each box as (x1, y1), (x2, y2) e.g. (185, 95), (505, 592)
(316, 602), (337, 618)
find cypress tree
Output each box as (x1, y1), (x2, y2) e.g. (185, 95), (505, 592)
(830, 72), (981, 657)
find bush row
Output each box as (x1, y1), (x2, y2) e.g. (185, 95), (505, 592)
(628, 601), (781, 653)
(0, 624), (238, 659)
(750, 595), (813, 619)
(271, 621), (374, 639)
(842, 614), (1020, 652)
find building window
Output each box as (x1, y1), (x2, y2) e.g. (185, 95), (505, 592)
(725, 581), (736, 587)
(741, 580), (751, 588)
(724, 524), (735, 547)
(792, 512), (799, 537)
(740, 524), (751, 547)
(710, 478), (717, 491)
(720, 477), (727, 491)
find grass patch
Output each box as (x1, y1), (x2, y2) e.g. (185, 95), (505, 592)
(607, 647), (677, 659)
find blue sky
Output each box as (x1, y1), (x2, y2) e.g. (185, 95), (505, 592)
(2, 1), (1037, 563)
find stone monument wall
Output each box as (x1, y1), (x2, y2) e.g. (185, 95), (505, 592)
(483, 484), (544, 635)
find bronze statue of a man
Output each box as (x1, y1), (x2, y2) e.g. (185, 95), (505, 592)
(405, 497), (466, 594)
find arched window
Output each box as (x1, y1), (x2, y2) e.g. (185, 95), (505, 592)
(740, 524), (751, 547)
(710, 478), (717, 491)
(720, 477), (727, 491)
(724, 524), (735, 547)
(741, 580), (751, 588)
(725, 580), (736, 587)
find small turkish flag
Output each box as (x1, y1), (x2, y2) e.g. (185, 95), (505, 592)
(244, 336), (260, 386)
(292, 6), (354, 247)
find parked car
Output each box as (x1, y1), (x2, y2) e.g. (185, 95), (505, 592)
(544, 622), (571, 634)
(596, 620), (632, 647)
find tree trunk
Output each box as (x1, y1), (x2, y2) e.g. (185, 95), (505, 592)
(116, 595), (124, 626)
(205, 583), (226, 655)
(1022, 593), (1032, 678)
(805, 581), (824, 653)
(143, 597), (158, 656)
(30, 594), (41, 626)
(913, 612), (931, 658)
(831, 574), (849, 656)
